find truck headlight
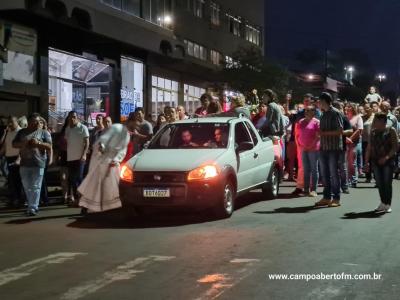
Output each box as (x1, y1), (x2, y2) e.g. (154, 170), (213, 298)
(120, 165), (134, 183)
(188, 165), (219, 181)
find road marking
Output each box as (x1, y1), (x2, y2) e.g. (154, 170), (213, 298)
(230, 258), (260, 264)
(195, 258), (260, 300)
(342, 263), (359, 266)
(149, 255), (176, 261)
(0, 252), (87, 287)
(60, 255), (175, 300)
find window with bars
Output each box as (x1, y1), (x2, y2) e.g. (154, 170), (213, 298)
(210, 50), (222, 66)
(184, 84), (206, 114)
(184, 40), (207, 61)
(210, 1), (220, 26)
(151, 76), (179, 119)
(245, 24), (261, 46)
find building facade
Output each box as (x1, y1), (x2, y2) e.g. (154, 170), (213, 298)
(0, 0), (264, 130)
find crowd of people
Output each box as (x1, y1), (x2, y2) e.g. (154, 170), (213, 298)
(250, 86), (399, 214)
(0, 85), (399, 216)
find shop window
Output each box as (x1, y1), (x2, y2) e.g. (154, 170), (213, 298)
(3, 51), (35, 83)
(151, 75), (179, 119)
(184, 84), (206, 114)
(48, 49), (112, 132)
(120, 57), (144, 121)
(1, 22), (37, 84)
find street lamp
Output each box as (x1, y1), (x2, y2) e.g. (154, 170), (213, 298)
(163, 15), (173, 25)
(377, 73), (387, 82)
(157, 15), (173, 27)
(307, 74), (315, 81)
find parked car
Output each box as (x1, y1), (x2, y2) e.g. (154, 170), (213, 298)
(119, 117), (280, 219)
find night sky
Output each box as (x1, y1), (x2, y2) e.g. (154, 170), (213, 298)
(266, 0), (400, 78)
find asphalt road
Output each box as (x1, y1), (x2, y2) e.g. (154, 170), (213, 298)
(0, 180), (399, 300)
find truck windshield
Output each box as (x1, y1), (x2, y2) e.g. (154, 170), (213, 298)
(148, 123), (230, 149)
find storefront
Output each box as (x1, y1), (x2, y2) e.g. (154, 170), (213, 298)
(48, 49), (113, 131)
(151, 75), (179, 119)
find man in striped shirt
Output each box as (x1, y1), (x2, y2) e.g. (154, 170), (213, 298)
(315, 93), (344, 207)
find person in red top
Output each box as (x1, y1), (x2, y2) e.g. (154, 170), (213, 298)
(296, 105), (320, 197)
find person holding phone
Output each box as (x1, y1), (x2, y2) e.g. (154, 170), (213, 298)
(12, 113), (52, 216)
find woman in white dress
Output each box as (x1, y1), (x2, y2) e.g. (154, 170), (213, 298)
(78, 124), (130, 213)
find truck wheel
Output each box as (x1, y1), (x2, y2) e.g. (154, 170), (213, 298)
(213, 180), (235, 219)
(262, 167), (279, 199)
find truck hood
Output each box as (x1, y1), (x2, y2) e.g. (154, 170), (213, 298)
(130, 149), (227, 172)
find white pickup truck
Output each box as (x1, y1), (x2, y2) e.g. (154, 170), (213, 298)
(120, 117), (280, 218)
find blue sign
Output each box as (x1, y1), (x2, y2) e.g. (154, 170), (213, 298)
(120, 88), (142, 119)
(120, 99), (136, 117)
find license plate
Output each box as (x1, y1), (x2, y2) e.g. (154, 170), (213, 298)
(143, 188), (170, 198)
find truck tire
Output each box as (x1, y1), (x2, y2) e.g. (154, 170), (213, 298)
(262, 167), (279, 199)
(212, 179), (235, 219)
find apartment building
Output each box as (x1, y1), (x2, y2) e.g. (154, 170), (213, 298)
(0, 0), (264, 129)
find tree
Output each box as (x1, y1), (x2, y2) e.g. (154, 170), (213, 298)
(219, 46), (290, 98)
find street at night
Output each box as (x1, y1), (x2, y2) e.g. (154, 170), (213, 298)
(1, 181), (398, 300)
(2, 0), (400, 299)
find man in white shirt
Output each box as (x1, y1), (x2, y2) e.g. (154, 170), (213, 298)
(0, 116), (22, 207)
(65, 111), (89, 205)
